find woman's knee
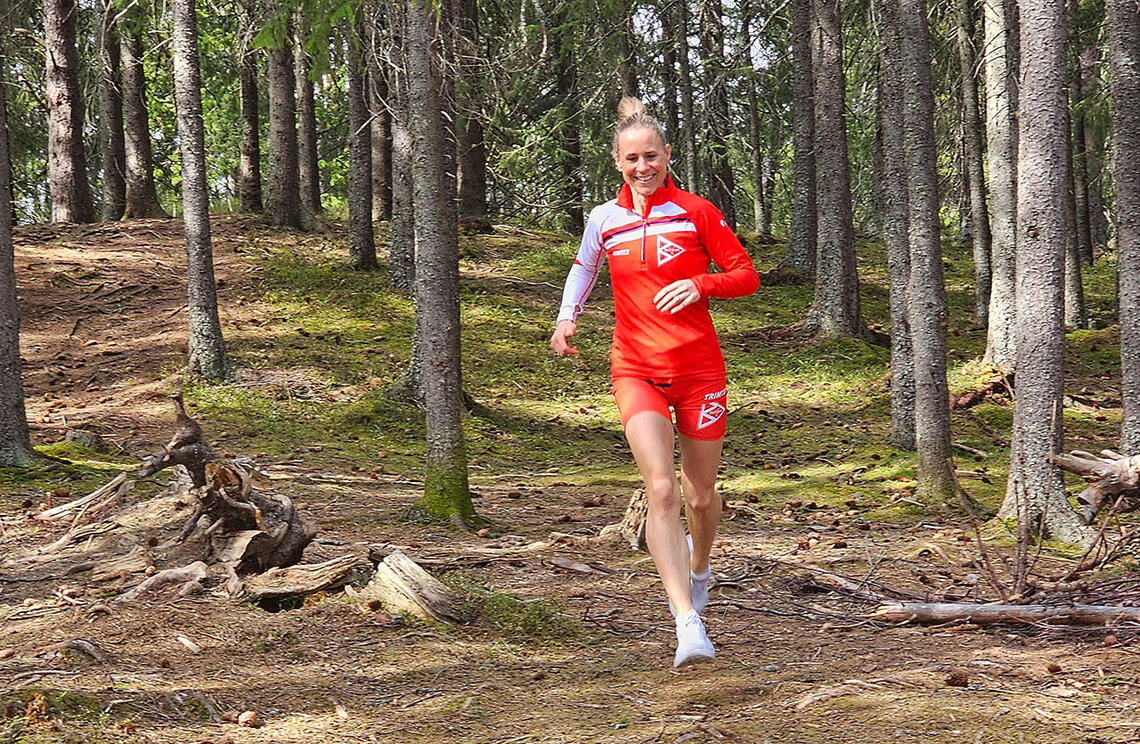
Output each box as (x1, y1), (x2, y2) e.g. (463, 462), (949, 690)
(644, 476), (681, 513)
(683, 482), (720, 513)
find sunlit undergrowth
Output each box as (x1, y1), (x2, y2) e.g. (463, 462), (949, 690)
(169, 221), (1125, 523)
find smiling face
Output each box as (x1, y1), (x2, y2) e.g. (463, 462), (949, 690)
(614, 126), (672, 203)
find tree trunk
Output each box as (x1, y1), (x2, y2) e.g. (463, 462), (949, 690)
(1107, 0), (1140, 453)
(983, 0), (1018, 368)
(238, 0), (262, 214)
(877, 0), (915, 451)
(405, 0), (476, 527)
(294, 14), (321, 220)
(742, 0), (767, 232)
(787, 0), (816, 274)
(955, 0), (992, 327)
(1088, 130), (1108, 249)
(265, 14), (302, 229)
(761, 150), (775, 235)
(898, 0), (955, 500)
(617, 0), (639, 97)
(171, 0), (230, 381)
(1063, 108), (1087, 329)
(120, 19), (169, 219)
(0, 49), (33, 467)
(552, 4), (582, 233)
(998, 0), (1091, 545)
(806, 0), (861, 338)
(97, 0), (125, 221)
(453, 0), (486, 218)
(699, 0), (736, 229)
(677, 0), (699, 192)
(1070, 0), (1094, 266)
(388, 2), (415, 291)
(661, 3), (680, 157)
(368, 34), (393, 222)
(346, 18), (377, 271)
(44, 0), (95, 223)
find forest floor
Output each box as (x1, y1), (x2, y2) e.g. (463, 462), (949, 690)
(0, 214), (1138, 744)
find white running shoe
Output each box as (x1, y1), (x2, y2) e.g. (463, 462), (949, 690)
(673, 609), (715, 667)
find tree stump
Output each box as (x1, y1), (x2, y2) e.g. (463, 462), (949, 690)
(136, 389), (316, 571)
(597, 488), (648, 551)
(348, 550), (466, 623)
(1051, 449), (1140, 523)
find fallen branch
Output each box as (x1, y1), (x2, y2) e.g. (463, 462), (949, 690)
(111, 561), (208, 604)
(768, 558), (926, 602)
(949, 373), (1013, 410)
(951, 442), (988, 458)
(872, 601), (1140, 626)
(244, 554), (366, 602)
(37, 473), (130, 523)
(1051, 450), (1140, 524)
(549, 556), (616, 576)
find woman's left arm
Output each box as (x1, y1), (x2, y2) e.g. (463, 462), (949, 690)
(690, 207), (760, 299)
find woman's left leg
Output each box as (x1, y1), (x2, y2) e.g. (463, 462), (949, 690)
(679, 434), (723, 577)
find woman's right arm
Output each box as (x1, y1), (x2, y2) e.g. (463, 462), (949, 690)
(550, 213), (605, 356)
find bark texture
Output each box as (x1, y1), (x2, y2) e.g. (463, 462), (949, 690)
(617, 0), (639, 97)
(742, 0), (768, 232)
(44, 0), (94, 223)
(120, 20), (169, 219)
(1070, 0), (1094, 266)
(787, 0), (817, 274)
(1063, 110), (1087, 329)
(171, 0), (231, 381)
(265, 18), (302, 229)
(1107, 0), (1140, 453)
(999, 0), (1090, 545)
(955, 0), (992, 326)
(368, 28), (392, 222)
(453, 0), (487, 218)
(983, 0), (1018, 368)
(675, 0), (698, 191)
(405, 0), (476, 526)
(346, 19), (377, 270)
(294, 16), (321, 220)
(807, 0), (860, 337)
(388, 2), (415, 291)
(898, 0), (954, 500)
(877, 0), (915, 451)
(699, 0), (736, 229)
(97, 0), (126, 221)
(0, 56), (33, 467)
(552, 3), (582, 233)
(238, 0), (262, 214)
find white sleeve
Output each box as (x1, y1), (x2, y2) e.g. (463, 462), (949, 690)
(556, 211), (605, 325)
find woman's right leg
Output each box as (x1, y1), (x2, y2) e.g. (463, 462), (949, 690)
(623, 410), (692, 616)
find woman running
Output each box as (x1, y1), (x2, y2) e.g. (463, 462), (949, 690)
(550, 97), (759, 667)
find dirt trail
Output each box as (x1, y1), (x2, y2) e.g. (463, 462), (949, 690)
(1, 218), (1138, 743)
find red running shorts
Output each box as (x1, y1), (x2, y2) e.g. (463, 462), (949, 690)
(612, 375), (728, 441)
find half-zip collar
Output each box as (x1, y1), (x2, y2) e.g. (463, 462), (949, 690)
(616, 174), (678, 219)
(617, 175), (678, 267)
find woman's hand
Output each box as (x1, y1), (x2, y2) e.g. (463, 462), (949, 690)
(654, 279), (701, 314)
(550, 320), (579, 356)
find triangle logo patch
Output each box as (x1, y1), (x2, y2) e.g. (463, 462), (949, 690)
(698, 401), (726, 430)
(657, 236), (685, 265)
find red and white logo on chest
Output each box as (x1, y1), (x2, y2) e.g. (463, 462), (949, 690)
(657, 236), (685, 265)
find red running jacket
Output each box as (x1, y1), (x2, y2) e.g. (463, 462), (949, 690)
(556, 177), (760, 379)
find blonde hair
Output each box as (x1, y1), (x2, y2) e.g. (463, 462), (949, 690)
(612, 96), (668, 157)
